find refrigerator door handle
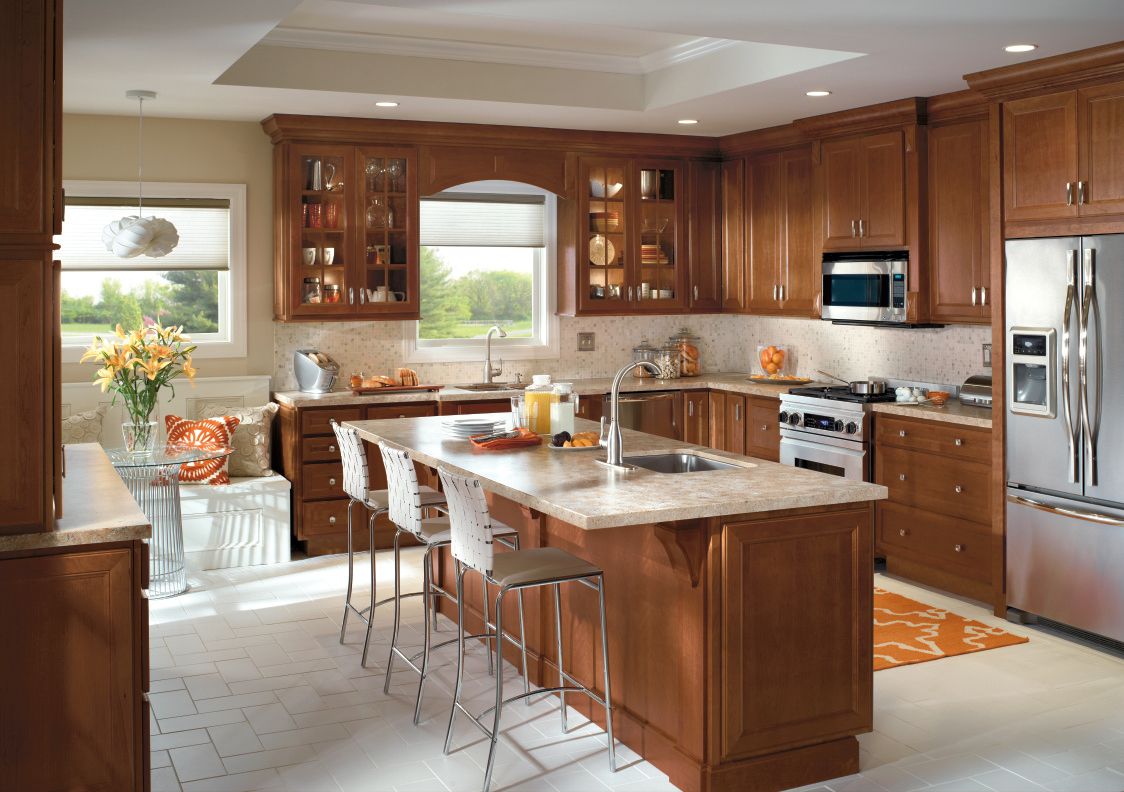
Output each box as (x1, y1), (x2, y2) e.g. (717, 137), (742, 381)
(1008, 494), (1123, 527)
(1061, 250), (1079, 483)
(1080, 248), (1097, 485)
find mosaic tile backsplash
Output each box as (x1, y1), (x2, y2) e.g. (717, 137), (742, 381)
(273, 315), (991, 391)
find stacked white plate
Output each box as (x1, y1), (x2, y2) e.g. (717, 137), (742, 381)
(441, 416), (505, 440)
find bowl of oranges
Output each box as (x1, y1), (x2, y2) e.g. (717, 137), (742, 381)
(757, 345), (790, 377)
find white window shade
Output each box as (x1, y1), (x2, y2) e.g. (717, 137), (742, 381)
(59, 198), (231, 272)
(420, 195), (545, 247)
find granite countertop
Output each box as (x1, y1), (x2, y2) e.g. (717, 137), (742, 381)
(871, 400), (993, 429)
(346, 415), (886, 530)
(0, 443), (151, 553)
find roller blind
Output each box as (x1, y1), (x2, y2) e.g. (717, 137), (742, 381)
(420, 194), (545, 247)
(59, 197), (231, 272)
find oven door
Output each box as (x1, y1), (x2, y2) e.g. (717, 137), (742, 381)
(779, 431), (868, 481)
(821, 257), (904, 323)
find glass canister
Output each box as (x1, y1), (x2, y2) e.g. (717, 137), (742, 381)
(654, 342), (680, 379)
(550, 383), (579, 436)
(523, 374), (556, 434)
(632, 340), (658, 378)
(671, 327), (701, 377)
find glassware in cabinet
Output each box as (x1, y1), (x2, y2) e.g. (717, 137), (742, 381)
(294, 147), (353, 311)
(583, 159), (629, 307)
(638, 165), (679, 305)
(356, 150), (417, 312)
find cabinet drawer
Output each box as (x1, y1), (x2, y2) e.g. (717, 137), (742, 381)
(366, 403), (437, 420)
(301, 407), (363, 436)
(303, 462), (345, 500)
(302, 435), (341, 463)
(301, 499), (351, 537)
(746, 397), (780, 461)
(878, 501), (991, 582)
(875, 415), (990, 463)
(876, 445), (990, 525)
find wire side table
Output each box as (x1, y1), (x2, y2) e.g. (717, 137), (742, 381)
(108, 444), (233, 598)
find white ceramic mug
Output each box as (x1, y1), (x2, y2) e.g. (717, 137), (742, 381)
(301, 247), (316, 266)
(321, 247), (335, 266)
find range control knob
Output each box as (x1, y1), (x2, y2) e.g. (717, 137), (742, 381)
(778, 411), (789, 424)
(787, 412), (802, 426)
(833, 419), (845, 432)
(845, 421), (859, 435)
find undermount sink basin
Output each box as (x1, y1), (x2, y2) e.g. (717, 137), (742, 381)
(621, 452), (743, 474)
(456, 382), (527, 392)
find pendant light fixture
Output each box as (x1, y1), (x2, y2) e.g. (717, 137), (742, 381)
(101, 90), (180, 258)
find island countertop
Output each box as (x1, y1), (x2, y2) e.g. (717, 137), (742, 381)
(346, 415), (886, 530)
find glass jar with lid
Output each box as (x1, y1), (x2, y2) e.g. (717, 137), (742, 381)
(549, 382), (579, 435)
(670, 327), (701, 377)
(632, 340), (658, 378)
(654, 342), (680, 379)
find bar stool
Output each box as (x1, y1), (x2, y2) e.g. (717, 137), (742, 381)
(329, 420), (446, 667)
(438, 466), (618, 792)
(379, 443), (528, 724)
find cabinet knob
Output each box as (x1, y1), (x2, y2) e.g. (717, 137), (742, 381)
(954, 544), (964, 553)
(329, 516), (337, 525)
(899, 529), (909, 537)
(954, 438), (963, 446)
(954, 484), (963, 494)
(329, 477), (337, 486)
(899, 430), (907, 438)
(328, 445), (336, 453)
(899, 473), (907, 481)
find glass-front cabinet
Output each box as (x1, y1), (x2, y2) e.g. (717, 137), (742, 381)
(281, 144), (418, 320)
(578, 157), (685, 314)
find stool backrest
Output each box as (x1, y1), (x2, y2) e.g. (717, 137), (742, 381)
(379, 443), (425, 537)
(330, 420), (369, 502)
(438, 467), (494, 575)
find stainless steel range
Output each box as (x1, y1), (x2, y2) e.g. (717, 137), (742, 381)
(778, 386), (896, 481)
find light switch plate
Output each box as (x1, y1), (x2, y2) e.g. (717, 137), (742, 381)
(577, 332), (596, 352)
(983, 343), (992, 368)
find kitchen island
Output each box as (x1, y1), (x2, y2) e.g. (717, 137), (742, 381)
(347, 415), (887, 792)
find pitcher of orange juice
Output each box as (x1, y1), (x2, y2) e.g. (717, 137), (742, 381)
(523, 374), (557, 434)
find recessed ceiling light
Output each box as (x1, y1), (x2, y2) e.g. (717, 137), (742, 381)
(1004, 44), (1038, 53)
(375, 101), (399, 108)
(678, 119), (698, 125)
(806, 90), (832, 97)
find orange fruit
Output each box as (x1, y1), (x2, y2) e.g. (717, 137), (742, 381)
(765, 362), (779, 374)
(772, 351), (785, 366)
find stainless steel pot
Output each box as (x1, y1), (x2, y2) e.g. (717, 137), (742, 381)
(817, 370), (888, 396)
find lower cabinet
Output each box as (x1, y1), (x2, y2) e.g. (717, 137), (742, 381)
(874, 414), (994, 601)
(707, 390), (780, 460)
(682, 390), (710, 445)
(277, 400), (438, 555)
(0, 542), (149, 791)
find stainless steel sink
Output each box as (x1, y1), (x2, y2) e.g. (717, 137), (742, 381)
(455, 382), (527, 392)
(621, 452), (743, 474)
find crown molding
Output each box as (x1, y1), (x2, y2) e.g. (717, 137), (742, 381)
(794, 96), (926, 138)
(263, 26), (734, 76)
(964, 40), (1124, 100)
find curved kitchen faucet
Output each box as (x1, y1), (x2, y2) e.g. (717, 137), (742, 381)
(482, 325), (507, 384)
(601, 360), (661, 468)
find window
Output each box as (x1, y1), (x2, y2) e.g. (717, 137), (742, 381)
(407, 181), (558, 363)
(58, 181), (246, 360)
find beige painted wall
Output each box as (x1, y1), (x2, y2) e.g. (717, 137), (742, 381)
(60, 113), (274, 383)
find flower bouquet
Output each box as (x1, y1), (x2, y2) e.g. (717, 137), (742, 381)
(81, 321), (197, 454)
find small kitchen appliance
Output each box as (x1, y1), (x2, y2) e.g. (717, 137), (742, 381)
(778, 385), (896, 481)
(294, 349), (340, 393)
(820, 252), (909, 325)
(958, 374), (993, 407)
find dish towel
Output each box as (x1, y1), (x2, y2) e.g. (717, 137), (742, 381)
(469, 428), (543, 451)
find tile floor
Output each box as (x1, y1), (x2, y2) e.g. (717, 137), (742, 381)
(148, 551), (1124, 792)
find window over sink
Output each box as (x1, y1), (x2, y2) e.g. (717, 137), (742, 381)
(406, 181), (558, 364)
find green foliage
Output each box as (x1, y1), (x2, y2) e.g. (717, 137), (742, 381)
(418, 247), (471, 339)
(60, 271), (220, 334)
(418, 247), (534, 340)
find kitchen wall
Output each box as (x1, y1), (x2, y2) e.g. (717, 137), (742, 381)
(60, 113), (275, 383)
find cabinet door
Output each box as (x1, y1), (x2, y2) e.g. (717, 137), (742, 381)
(745, 396), (780, 461)
(708, 391), (726, 449)
(687, 160), (723, 312)
(289, 144), (356, 317)
(354, 147), (419, 317)
(724, 393), (747, 455)
(1078, 82), (1124, 217)
(682, 390), (710, 446)
(636, 160), (686, 312)
(819, 137), (862, 250)
(859, 130), (906, 247)
(747, 152), (782, 313)
(779, 148), (816, 315)
(579, 158), (632, 312)
(1003, 91), (1079, 222)
(721, 159), (747, 312)
(576, 394), (604, 424)
(929, 119), (990, 323)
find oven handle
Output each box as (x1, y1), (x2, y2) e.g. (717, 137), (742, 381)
(779, 434), (866, 459)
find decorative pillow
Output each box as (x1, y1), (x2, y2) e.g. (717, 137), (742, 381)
(196, 402), (278, 478)
(165, 415), (240, 485)
(60, 406), (107, 445)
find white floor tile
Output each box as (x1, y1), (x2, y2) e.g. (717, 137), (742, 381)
(207, 723), (265, 758)
(170, 743), (227, 782)
(151, 690), (200, 719)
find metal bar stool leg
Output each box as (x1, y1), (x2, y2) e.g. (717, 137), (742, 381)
(597, 574), (617, 771)
(554, 582), (567, 731)
(483, 588), (506, 792)
(361, 510), (379, 667)
(413, 544), (434, 725)
(382, 528), (404, 685)
(339, 499), (356, 644)
(482, 574), (494, 676)
(517, 589), (529, 704)
(443, 564), (467, 755)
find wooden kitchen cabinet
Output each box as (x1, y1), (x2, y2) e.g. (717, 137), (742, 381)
(1077, 81), (1124, 217)
(747, 147), (816, 316)
(819, 130), (907, 250)
(687, 160), (724, 312)
(721, 158), (747, 312)
(928, 118), (991, 323)
(745, 395), (781, 461)
(723, 393), (747, 454)
(576, 393), (604, 423)
(682, 390), (710, 445)
(874, 414), (994, 602)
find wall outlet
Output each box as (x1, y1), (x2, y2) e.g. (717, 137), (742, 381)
(577, 332), (596, 352)
(982, 343), (992, 368)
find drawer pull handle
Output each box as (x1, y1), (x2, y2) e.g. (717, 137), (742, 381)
(761, 424), (768, 431)
(954, 485), (963, 493)
(899, 430), (907, 437)
(899, 473), (907, 481)
(329, 477), (337, 486)
(954, 438), (963, 447)
(329, 516), (336, 525)
(899, 529), (909, 537)
(398, 414), (406, 418)
(954, 543), (964, 553)
(328, 445), (336, 453)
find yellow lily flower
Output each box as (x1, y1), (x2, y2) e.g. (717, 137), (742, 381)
(134, 356), (170, 381)
(183, 356), (197, 380)
(94, 366), (116, 392)
(114, 324), (127, 340)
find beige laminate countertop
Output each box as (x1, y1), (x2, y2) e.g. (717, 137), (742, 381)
(0, 443), (150, 553)
(871, 400), (993, 429)
(346, 415), (886, 530)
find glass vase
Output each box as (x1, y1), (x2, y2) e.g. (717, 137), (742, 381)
(122, 420), (158, 456)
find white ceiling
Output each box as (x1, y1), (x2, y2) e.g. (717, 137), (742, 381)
(63, 0), (1124, 136)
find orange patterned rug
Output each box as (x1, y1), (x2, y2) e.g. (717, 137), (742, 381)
(874, 588), (1028, 671)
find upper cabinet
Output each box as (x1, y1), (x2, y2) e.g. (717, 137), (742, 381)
(819, 130), (907, 250)
(1002, 81), (1124, 227)
(721, 158), (747, 313)
(686, 160), (723, 312)
(747, 147), (816, 315)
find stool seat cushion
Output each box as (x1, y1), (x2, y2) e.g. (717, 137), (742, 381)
(364, 484), (445, 512)
(489, 547), (601, 589)
(416, 516), (517, 545)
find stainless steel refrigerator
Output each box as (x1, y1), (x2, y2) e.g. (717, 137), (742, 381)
(1005, 235), (1124, 644)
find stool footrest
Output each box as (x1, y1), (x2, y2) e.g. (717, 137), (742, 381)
(471, 684), (609, 726)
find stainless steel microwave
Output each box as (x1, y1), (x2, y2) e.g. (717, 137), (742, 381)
(821, 252), (908, 324)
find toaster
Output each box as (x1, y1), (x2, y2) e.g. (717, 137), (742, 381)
(294, 349), (340, 393)
(959, 374), (993, 407)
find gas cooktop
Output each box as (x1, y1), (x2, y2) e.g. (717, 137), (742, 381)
(786, 386), (897, 404)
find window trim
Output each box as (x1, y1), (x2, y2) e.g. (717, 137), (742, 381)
(58, 180), (247, 362)
(404, 182), (560, 365)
